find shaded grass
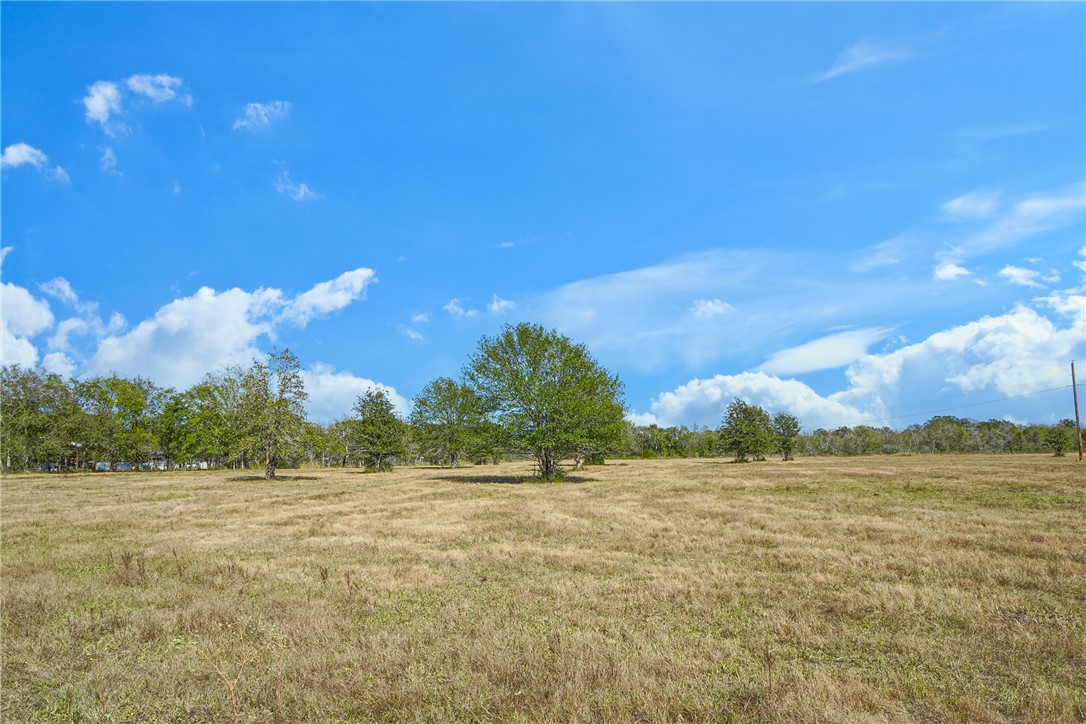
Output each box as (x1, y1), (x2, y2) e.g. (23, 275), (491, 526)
(2, 455), (1084, 721)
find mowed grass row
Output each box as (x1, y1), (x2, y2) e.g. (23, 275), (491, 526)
(2, 456), (1083, 722)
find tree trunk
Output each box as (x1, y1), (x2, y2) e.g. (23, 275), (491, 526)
(265, 451), (276, 479)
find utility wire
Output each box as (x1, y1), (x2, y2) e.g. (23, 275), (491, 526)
(883, 383), (1083, 423)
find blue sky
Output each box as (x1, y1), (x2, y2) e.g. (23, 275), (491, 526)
(2, 2), (1083, 430)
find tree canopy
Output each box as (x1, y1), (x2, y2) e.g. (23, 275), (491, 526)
(464, 322), (626, 479)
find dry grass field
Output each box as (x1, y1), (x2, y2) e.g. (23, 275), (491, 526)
(2, 455), (1083, 722)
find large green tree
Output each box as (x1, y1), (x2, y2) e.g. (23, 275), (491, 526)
(352, 388), (408, 470)
(718, 399), (773, 462)
(239, 349), (308, 479)
(464, 323), (626, 480)
(410, 377), (486, 467)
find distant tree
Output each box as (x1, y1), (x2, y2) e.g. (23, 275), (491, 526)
(464, 323), (626, 480)
(352, 388), (408, 471)
(1, 365), (82, 471)
(718, 399), (773, 462)
(772, 412), (801, 461)
(411, 377), (486, 467)
(1044, 425), (1073, 457)
(239, 349), (308, 479)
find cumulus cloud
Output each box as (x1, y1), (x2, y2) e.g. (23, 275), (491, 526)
(233, 101), (292, 131)
(83, 81), (127, 136)
(758, 327), (893, 376)
(280, 268), (377, 325)
(998, 265), (1045, 289)
(84, 74), (191, 137)
(0, 279), (55, 368)
(86, 269), (376, 389)
(1, 143), (69, 182)
(641, 291), (1084, 430)
(302, 363), (409, 422)
(649, 372), (868, 431)
(488, 294), (516, 314)
(274, 171), (316, 201)
(444, 298), (478, 319)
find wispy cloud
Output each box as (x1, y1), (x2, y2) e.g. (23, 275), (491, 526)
(126, 74), (191, 105)
(399, 325), (425, 342)
(942, 190), (1000, 221)
(233, 101), (292, 131)
(274, 170), (316, 201)
(100, 147), (120, 175)
(812, 37), (918, 83)
(444, 298), (478, 319)
(690, 299), (732, 319)
(411, 312), (430, 324)
(757, 327), (893, 376)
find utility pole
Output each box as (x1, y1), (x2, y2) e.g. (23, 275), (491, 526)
(1073, 361), (1083, 462)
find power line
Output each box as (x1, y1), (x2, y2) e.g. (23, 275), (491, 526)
(881, 382), (1077, 421)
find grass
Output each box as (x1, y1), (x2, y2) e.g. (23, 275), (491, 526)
(2, 455), (1084, 722)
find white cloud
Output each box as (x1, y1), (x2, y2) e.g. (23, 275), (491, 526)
(757, 327), (892, 376)
(0, 281), (55, 368)
(998, 265), (1044, 289)
(233, 101), (292, 131)
(86, 269), (374, 389)
(39, 278), (79, 306)
(41, 352), (76, 378)
(100, 147), (120, 175)
(83, 81), (128, 137)
(648, 372), (868, 431)
(280, 268), (376, 325)
(642, 291), (1084, 430)
(690, 298), (732, 319)
(444, 298), (478, 319)
(274, 171), (316, 201)
(88, 286), (278, 388)
(934, 262), (972, 281)
(849, 238), (904, 273)
(411, 313), (430, 324)
(1, 143), (69, 182)
(488, 294), (516, 314)
(84, 74), (191, 137)
(1074, 246), (1086, 274)
(956, 183), (1085, 259)
(400, 326), (425, 342)
(943, 190), (1000, 221)
(125, 74), (190, 105)
(838, 297), (1084, 411)
(813, 38), (916, 83)
(302, 363), (409, 422)
(126, 74), (189, 105)
(2, 143), (47, 170)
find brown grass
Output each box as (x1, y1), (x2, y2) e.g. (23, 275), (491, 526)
(2, 455), (1084, 721)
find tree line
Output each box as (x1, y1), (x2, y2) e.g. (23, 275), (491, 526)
(1, 323), (627, 479)
(2, 323), (1078, 476)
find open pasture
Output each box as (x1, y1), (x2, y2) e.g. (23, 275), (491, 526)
(2, 455), (1084, 722)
